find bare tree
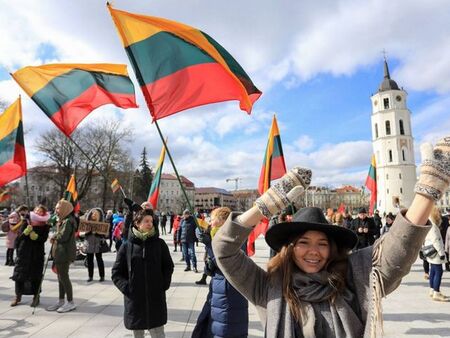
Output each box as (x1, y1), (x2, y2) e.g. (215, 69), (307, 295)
(35, 120), (133, 209)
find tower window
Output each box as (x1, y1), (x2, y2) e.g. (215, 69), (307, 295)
(387, 189), (389, 194)
(386, 174), (389, 180)
(402, 149), (406, 161)
(400, 188), (403, 194)
(399, 119), (405, 135)
(383, 98), (390, 109)
(388, 150), (393, 162)
(385, 120), (391, 135)
(399, 173), (402, 179)
(375, 123), (378, 138)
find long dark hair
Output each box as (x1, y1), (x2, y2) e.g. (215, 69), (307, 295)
(267, 232), (349, 324)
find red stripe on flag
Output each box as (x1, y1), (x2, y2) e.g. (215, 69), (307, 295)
(270, 155), (287, 181)
(0, 144), (26, 187)
(148, 187), (159, 210)
(51, 84), (137, 136)
(142, 63), (260, 121)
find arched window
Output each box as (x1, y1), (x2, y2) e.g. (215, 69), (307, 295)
(402, 149), (406, 161)
(388, 150), (393, 162)
(399, 119), (405, 135)
(385, 120), (391, 135)
(375, 123), (378, 138)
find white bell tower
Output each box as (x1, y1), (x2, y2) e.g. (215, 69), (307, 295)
(370, 59), (416, 214)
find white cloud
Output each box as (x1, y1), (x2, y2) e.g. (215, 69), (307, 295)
(1, 0), (449, 191)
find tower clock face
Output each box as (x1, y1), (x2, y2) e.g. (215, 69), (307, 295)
(396, 95), (402, 102)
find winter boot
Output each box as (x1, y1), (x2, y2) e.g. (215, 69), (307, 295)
(10, 294), (22, 307)
(195, 274), (207, 285)
(30, 295), (40, 307)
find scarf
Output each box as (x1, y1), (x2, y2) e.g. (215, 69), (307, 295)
(132, 226), (156, 241)
(211, 226), (220, 238)
(268, 269), (364, 338)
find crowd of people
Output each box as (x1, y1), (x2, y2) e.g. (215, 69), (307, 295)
(1, 136), (450, 337)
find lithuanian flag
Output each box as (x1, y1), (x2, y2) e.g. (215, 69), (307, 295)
(258, 115), (287, 194)
(148, 141), (166, 209)
(0, 188), (11, 202)
(108, 4), (261, 120)
(12, 64), (138, 136)
(365, 155), (377, 215)
(111, 178), (121, 193)
(64, 174), (80, 213)
(248, 115), (287, 256)
(0, 98), (27, 187)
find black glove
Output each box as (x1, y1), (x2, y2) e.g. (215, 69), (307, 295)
(440, 255), (446, 261)
(123, 198), (142, 213)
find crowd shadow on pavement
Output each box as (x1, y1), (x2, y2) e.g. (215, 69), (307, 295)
(406, 327), (450, 337)
(0, 318), (32, 337)
(384, 312), (450, 323)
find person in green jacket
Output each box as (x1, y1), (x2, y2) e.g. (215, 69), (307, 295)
(46, 199), (77, 313)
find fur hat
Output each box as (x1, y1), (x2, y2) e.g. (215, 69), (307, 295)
(265, 207), (357, 252)
(86, 208), (104, 222)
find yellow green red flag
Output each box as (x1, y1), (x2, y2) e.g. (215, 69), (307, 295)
(107, 4), (261, 120)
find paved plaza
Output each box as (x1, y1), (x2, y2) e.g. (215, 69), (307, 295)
(0, 233), (450, 337)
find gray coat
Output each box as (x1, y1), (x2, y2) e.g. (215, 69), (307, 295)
(212, 211), (430, 338)
(85, 232), (103, 254)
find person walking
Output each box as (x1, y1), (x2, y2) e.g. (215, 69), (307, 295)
(160, 212), (167, 235)
(424, 205), (449, 301)
(177, 209), (198, 272)
(10, 205), (50, 307)
(211, 136), (450, 338)
(46, 199), (77, 313)
(112, 209), (174, 338)
(192, 207), (248, 338)
(84, 208), (106, 282)
(350, 207), (378, 249)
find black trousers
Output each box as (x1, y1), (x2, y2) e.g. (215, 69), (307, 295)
(6, 248), (14, 264)
(86, 253), (105, 278)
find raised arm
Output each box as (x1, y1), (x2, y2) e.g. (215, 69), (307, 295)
(375, 137), (450, 294)
(213, 167), (311, 309)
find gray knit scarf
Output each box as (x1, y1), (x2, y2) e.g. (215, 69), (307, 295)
(267, 269), (364, 338)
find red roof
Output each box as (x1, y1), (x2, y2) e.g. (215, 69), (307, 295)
(161, 173), (194, 187)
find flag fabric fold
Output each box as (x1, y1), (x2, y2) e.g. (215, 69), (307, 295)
(64, 174), (80, 213)
(0, 98), (27, 187)
(337, 203), (346, 214)
(0, 188), (11, 202)
(12, 63), (138, 136)
(258, 115), (287, 195)
(111, 178), (121, 193)
(365, 155), (377, 215)
(248, 115), (287, 256)
(148, 142), (166, 209)
(108, 4), (261, 121)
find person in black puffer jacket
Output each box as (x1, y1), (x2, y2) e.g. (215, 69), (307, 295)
(112, 209), (174, 338)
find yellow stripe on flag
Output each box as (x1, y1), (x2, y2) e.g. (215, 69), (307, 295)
(0, 98), (22, 141)
(12, 63), (131, 96)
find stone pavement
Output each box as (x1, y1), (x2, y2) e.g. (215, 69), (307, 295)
(0, 232), (449, 338)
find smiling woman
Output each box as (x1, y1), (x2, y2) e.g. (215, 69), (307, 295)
(212, 135), (450, 338)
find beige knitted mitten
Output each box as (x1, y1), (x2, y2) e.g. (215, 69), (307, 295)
(415, 136), (450, 201)
(255, 167), (312, 219)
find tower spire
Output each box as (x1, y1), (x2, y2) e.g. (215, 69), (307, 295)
(378, 53), (399, 92)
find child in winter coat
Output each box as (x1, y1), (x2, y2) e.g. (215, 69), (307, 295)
(112, 209), (174, 338)
(4, 212), (22, 266)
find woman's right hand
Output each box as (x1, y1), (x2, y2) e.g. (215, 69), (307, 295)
(255, 167), (311, 219)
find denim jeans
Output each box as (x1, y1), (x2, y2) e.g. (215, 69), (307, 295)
(182, 242), (197, 269)
(429, 263), (443, 292)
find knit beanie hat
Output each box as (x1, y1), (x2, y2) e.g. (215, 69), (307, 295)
(57, 199), (74, 219)
(8, 211), (20, 225)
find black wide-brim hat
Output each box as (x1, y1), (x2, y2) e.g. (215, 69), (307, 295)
(265, 207), (357, 252)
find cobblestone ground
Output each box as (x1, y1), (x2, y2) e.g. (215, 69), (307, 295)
(0, 233), (449, 337)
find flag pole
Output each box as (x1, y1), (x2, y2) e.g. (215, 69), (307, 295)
(66, 135), (127, 199)
(24, 174), (31, 208)
(153, 121), (195, 215)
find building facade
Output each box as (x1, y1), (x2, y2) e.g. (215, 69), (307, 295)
(231, 189), (259, 212)
(370, 60), (416, 214)
(195, 187), (237, 212)
(305, 185), (366, 212)
(157, 174), (195, 215)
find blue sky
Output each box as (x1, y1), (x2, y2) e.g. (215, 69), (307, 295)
(0, 0), (449, 190)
